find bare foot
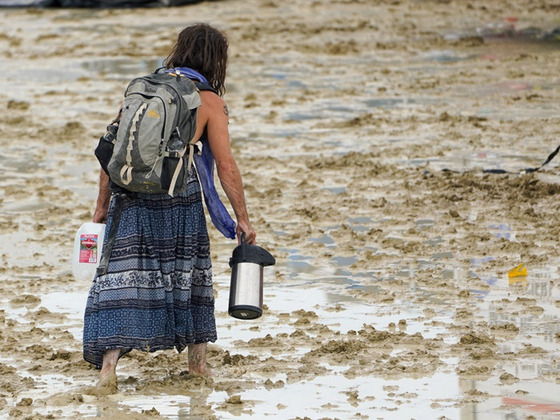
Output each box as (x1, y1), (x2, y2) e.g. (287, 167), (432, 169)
(190, 366), (215, 377)
(188, 343), (214, 377)
(84, 348), (121, 396)
(83, 372), (118, 397)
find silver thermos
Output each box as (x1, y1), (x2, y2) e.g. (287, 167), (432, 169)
(228, 233), (276, 319)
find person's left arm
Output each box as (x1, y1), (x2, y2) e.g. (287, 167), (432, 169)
(198, 91), (256, 244)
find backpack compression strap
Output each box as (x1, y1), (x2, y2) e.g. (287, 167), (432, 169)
(119, 103), (148, 186)
(167, 144), (187, 196)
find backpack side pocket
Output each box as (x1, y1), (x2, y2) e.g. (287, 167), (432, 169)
(161, 154), (187, 194)
(94, 123), (118, 175)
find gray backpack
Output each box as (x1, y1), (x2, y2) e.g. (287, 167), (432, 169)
(100, 70), (201, 196)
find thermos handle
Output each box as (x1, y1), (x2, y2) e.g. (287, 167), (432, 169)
(241, 232), (247, 262)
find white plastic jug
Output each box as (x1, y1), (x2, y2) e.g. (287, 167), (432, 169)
(72, 222), (106, 281)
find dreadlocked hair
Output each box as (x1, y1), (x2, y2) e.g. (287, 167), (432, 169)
(164, 23), (228, 96)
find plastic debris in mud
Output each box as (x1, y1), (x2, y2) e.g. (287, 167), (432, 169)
(508, 263), (528, 279)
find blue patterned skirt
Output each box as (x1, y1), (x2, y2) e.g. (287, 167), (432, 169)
(83, 169), (216, 369)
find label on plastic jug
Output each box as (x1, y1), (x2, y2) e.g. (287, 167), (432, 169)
(79, 234), (99, 264)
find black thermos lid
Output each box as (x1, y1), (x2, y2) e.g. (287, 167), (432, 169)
(229, 233), (276, 267)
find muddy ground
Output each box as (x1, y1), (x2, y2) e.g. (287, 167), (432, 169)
(0, 0), (560, 418)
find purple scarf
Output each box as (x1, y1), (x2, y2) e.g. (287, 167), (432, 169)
(166, 67), (208, 84)
(193, 142), (237, 239)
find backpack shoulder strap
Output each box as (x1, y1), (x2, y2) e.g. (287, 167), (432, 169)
(195, 81), (218, 94)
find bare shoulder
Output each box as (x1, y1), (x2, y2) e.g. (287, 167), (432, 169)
(199, 90), (228, 117)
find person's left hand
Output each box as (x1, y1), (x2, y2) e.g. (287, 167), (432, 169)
(236, 220), (256, 244)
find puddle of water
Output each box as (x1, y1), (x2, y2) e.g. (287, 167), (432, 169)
(0, 199), (51, 214)
(230, 372), (462, 419)
(5, 242), (557, 420)
(431, 251), (454, 260)
(348, 216), (371, 224)
(112, 368), (560, 419)
(365, 97), (416, 108)
(0, 150), (42, 173)
(415, 219), (435, 232)
(216, 277), (443, 348)
(488, 223), (515, 240)
(120, 393), (229, 419)
(81, 57), (163, 80)
(322, 186), (347, 194)
(1, 67), (86, 87)
(331, 255), (357, 267)
(309, 233), (335, 245)
(424, 236), (445, 247)
(419, 49), (477, 63)
(40, 291), (86, 321)
(481, 267), (560, 349)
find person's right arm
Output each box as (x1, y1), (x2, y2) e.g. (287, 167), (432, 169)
(93, 169), (110, 223)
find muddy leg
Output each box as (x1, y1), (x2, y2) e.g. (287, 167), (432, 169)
(188, 343), (213, 376)
(97, 349), (120, 393)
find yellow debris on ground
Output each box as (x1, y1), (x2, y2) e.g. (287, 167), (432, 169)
(508, 263), (527, 278)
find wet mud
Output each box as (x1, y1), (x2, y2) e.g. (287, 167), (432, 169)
(1, 0), (560, 418)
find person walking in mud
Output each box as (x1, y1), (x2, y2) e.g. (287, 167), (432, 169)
(83, 23), (256, 393)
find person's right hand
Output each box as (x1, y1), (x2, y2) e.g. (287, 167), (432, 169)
(93, 206), (108, 224)
(236, 220), (256, 244)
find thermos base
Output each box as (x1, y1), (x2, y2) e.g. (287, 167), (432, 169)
(229, 305), (262, 320)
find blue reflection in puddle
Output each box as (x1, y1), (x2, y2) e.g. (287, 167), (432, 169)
(309, 233), (335, 245)
(469, 256), (498, 289)
(365, 97), (416, 108)
(322, 186), (347, 194)
(419, 49), (477, 63)
(488, 223), (514, 240)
